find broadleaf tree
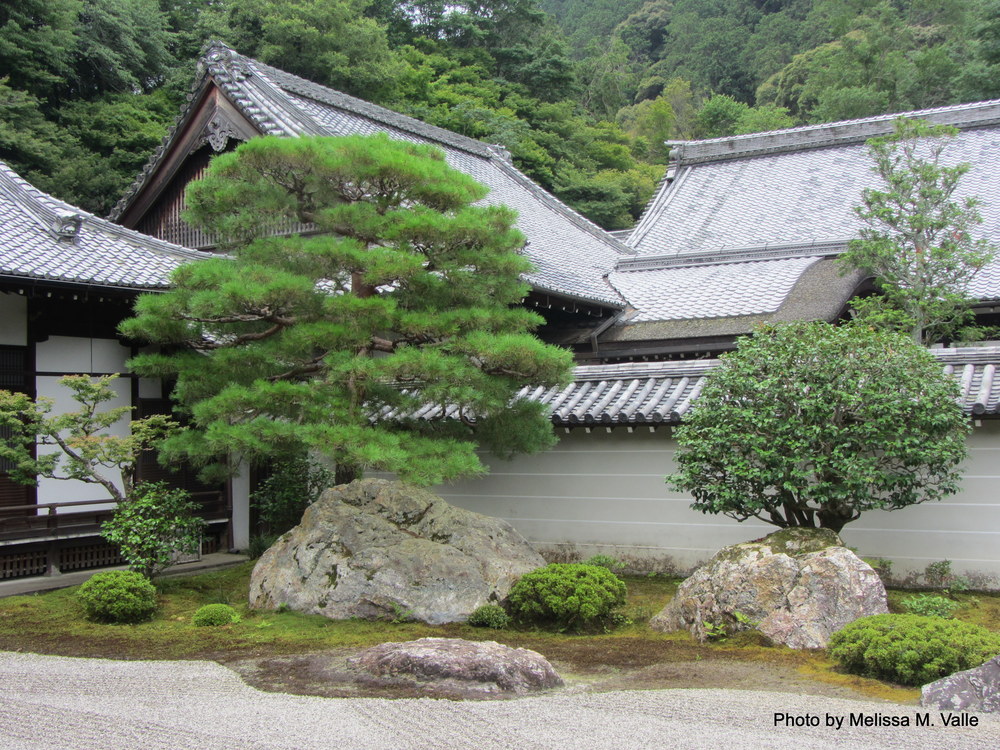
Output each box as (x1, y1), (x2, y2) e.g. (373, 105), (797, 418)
(667, 322), (969, 533)
(0, 375), (205, 578)
(841, 117), (996, 344)
(121, 134), (574, 486)
(0, 374), (177, 504)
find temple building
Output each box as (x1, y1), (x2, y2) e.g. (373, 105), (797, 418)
(4, 42), (1000, 583)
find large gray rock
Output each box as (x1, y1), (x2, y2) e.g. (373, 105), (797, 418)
(248, 479), (545, 624)
(921, 656), (1000, 713)
(650, 528), (888, 649)
(349, 637), (563, 696)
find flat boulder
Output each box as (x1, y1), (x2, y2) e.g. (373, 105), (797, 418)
(349, 637), (562, 696)
(921, 656), (1000, 713)
(248, 479), (545, 624)
(650, 528), (888, 649)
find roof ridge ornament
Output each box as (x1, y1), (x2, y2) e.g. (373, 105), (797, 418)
(487, 144), (512, 163)
(202, 41), (253, 83)
(52, 211), (83, 241)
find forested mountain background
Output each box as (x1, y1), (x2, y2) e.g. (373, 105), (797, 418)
(3, 0), (999, 230)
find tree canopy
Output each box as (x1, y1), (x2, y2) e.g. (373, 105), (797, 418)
(121, 134), (573, 486)
(667, 322), (970, 533)
(0, 375), (177, 505)
(3, 0), (999, 225)
(842, 118), (996, 344)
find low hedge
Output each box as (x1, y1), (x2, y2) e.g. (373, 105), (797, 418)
(466, 604), (512, 629)
(77, 570), (158, 624)
(192, 603), (241, 627)
(828, 613), (1000, 686)
(507, 563), (626, 632)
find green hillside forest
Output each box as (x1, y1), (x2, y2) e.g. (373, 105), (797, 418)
(3, 1), (998, 229)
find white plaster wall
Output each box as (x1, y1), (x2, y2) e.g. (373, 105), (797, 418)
(434, 423), (1000, 588)
(0, 293), (26, 346)
(230, 460), (251, 551)
(34, 336), (131, 510)
(36, 335), (128, 374)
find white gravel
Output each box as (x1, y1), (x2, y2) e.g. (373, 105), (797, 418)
(1, 651), (997, 750)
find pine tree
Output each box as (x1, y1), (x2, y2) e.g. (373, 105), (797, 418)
(121, 134), (573, 485)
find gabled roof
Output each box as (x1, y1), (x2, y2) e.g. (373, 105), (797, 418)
(111, 43), (627, 309)
(0, 162), (204, 291)
(610, 100), (1000, 330)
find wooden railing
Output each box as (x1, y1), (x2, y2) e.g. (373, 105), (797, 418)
(0, 491), (227, 544)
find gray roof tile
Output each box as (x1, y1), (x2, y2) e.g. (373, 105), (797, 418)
(386, 347), (1000, 425)
(112, 43), (627, 308)
(629, 127), (1000, 258)
(0, 162), (204, 290)
(610, 256), (820, 322)
(541, 348), (1000, 424)
(618, 102), (1000, 323)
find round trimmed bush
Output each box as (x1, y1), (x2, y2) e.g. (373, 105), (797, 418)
(467, 604), (512, 629)
(507, 563), (627, 631)
(828, 614), (1000, 686)
(77, 570), (158, 624)
(192, 603), (241, 627)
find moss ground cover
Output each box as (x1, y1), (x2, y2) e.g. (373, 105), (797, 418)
(0, 564), (995, 705)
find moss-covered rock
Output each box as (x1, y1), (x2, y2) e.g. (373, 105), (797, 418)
(249, 479), (545, 624)
(650, 528), (886, 648)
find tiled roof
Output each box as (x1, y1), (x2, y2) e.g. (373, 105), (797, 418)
(0, 162), (204, 290)
(609, 256), (821, 322)
(381, 346), (1000, 426)
(616, 100), (1000, 324)
(111, 43), (627, 308)
(628, 126), (1000, 259)
(533, 347), (1000, 424)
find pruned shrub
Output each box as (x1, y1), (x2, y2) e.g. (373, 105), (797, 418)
(828, 614), (1000, 686)
(507, 563), (627, 632)
(77, 570), (158, 624)
(467, 604), (512, 629)
(101, 481), (204, 579)
(582, 554), (625, 574)
(901, 594), (960, 618)
(192, 603), (241, 627)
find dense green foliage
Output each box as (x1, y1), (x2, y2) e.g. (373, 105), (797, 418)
(667, 322), (970, 532)
(122, 135), (572, 485)
(192, 603), (241, 626)
(507, 563), (627, 631)
(251, 456), (333, 536)
(466, 604), (513, 629)
(0, 375), (178, 505)
(900, 594), (961, 618)
(5, 1), (998, 228)
(842, 118), (996, 344)
(828, 613), (1000, 685)
(77, 570), (159, 624)
(582, 554), (626, 573)
(101, 481), (205, 579)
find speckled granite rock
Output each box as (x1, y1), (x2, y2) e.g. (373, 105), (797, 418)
(650, 528), (888, 648)
(248, 479), (544, 624)
(922, 656), (1000, 713)
(349, 637), (562, 695)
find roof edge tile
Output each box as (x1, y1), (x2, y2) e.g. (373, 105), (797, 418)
(672, 99), (1000, 165)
